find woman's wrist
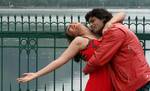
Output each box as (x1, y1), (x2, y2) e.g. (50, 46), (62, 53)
(34, 72), (40, 78)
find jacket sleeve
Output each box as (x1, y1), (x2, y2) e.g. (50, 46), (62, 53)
(83, 27), (126, 74)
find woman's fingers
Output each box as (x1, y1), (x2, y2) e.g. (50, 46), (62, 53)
(22, 73), (29, 76)
(17, 78), (25, 83)
(17, 77), (29, 83)
(16, 73), (30, 83)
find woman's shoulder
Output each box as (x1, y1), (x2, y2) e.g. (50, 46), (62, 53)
(74, 36), (90, 41)
(73, 36), (91, 50)
(73, 36), (89, 44)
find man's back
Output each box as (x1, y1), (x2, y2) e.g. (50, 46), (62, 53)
(109, 23), (150, 91)
(83, 23), (150, 91)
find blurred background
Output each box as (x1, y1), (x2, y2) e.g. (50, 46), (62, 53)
(0, 0), (150, 9)
(0, 0), (150, 91)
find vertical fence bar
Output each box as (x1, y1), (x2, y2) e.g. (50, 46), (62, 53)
(0, 17), (2, 91)
(144, 40), (146, 55)
(56, 16), (59, 32)
(71, 60), (74, 91)
(80, 61), (82, 91)
(21, 15), (24, 32)
(142, 17), (146, 33)
(44, 84), (46, 91)
(63, 16), (66, 31)
(35, 16), (37, 32)
(53, 34), (56, 91)
(70, 16), (73, 23)
(42, 16), (45, 32)
(7, 16), (10, 31)
(78, 16), (80, 23)
(1, 16), (2, 32)
(1, 38), (3, 91)
(18, 38), (21, 91)
(28, 16), (31, 32)
(70, 15), (74, 91)
(9, 83), (12, 91)
(14, 15), (17, 32)
(64, 15), (74, 91)
(135, 16), (138, 33)
(35, 38), (38, 91)
(27, 38), (30, 91)
(142, 17), (146, 55)
(49, 15), (52, 32)
(62, 84), (64, 91)
(127, 16), (131, 29)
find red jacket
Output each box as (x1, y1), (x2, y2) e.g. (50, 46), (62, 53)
(83, 23), (150, 91)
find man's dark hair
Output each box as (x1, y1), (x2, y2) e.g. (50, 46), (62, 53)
(85, 8), (113, 24)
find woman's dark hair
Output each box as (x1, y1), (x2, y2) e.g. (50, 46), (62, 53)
(65, 26), (84, 62)
(85, 8), (113, 24)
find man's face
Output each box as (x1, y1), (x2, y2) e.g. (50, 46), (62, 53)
(88, 16), (105, 34)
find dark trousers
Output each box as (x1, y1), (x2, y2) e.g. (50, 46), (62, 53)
(137, 82), (150, 91)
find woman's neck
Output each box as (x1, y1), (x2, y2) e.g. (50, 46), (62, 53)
(82, 31), (100, 39)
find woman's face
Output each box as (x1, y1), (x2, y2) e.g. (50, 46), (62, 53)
(66, 23), (80, 37)
(67, 23), (89, 37)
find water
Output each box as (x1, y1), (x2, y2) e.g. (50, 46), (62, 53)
(0, 9), (150, 91)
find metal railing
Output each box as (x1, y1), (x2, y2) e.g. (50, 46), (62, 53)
(0, 15), (150, 91)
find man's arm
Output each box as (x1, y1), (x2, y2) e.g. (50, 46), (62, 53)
(83, 25), (126, 74)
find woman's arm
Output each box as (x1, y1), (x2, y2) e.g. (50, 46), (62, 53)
(110, 11), (126, 24)
(103, 12), (126, 33)
(35, 37), (87, 77)
(17, 37), (89, 83)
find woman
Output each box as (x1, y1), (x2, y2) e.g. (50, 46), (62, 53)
(66, 22), (113, 91)
(17, 12), (125, 91)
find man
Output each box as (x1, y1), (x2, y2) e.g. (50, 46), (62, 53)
(82, 8), (150, 91)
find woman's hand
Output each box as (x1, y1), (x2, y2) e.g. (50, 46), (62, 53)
(103, 11), (126, 34)
(102, 22), (113, 34)
(17, 72), (38, 83)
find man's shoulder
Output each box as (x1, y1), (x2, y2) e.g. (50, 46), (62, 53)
(112, 23), (129, 30)
(109, 23), (130, 34)
(103, 23), (128, 38)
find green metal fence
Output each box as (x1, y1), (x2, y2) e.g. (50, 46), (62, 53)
(0, 15), (150, 91)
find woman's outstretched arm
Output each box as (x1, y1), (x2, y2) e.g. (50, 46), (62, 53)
(17, 37), (89, 83)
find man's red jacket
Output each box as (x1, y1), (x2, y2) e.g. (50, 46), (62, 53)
(83, 23), (150, 91)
